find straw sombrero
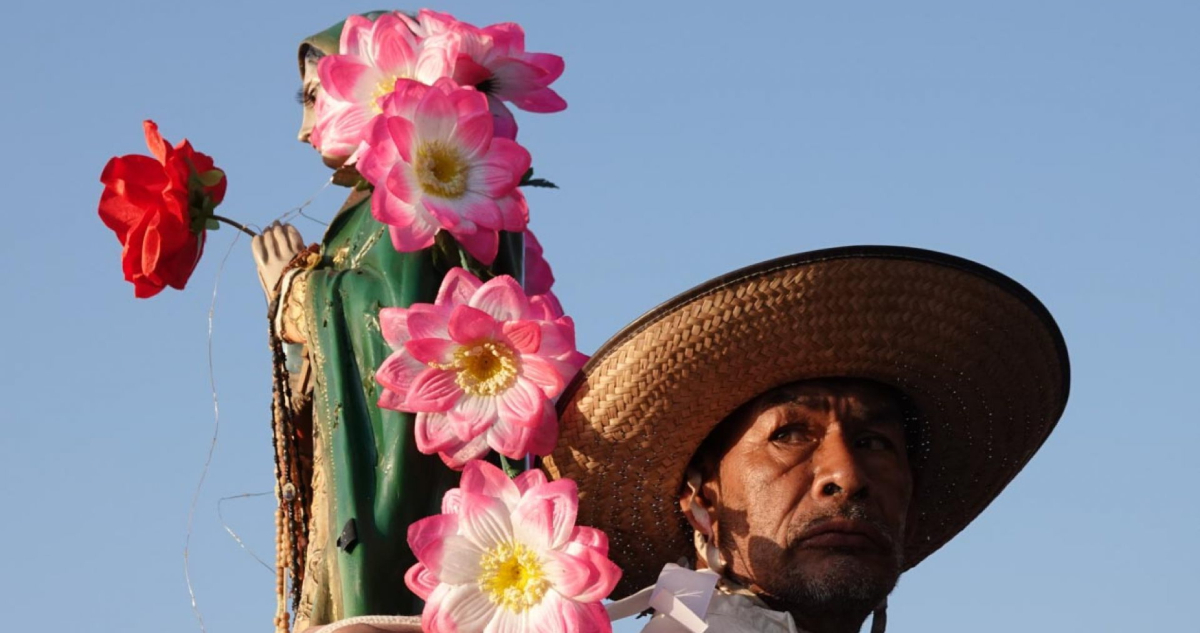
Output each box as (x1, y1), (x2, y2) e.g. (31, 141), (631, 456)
(541, 245), (1070, 597)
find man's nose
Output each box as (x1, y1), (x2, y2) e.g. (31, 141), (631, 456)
(810, 431), (869, 501)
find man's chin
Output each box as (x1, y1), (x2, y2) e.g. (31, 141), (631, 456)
(765, 550), (900, 614)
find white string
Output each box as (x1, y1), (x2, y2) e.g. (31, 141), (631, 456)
(184, 231), (243, 633)
(183, 174), (335, 633)
(217, 492), (275, 573)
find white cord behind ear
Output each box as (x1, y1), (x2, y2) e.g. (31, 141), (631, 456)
(685, 470), (727, 575)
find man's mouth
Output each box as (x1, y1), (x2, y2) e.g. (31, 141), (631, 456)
(794, 518), (891, 552)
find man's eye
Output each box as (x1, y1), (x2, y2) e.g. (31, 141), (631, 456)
(855, 435), (896, 451)
(770, 425), (811, 443)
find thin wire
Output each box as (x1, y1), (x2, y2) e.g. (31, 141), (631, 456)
(217, 492), (275, 573)
(272, 176), (335, 225)
(184, 231), (243, 633)
(182, 174), (336, 633)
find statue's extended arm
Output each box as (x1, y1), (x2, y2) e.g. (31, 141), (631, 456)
(253, 222), (308, 312)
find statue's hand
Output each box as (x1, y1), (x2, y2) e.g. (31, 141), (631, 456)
(252, 221), (306, 303)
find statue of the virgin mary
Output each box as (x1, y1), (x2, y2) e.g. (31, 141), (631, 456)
(253, 14), (524, 631)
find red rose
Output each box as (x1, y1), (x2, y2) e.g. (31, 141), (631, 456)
(98, 120), (227, 298)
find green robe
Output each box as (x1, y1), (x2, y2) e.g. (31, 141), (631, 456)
(286, 191), (523, 625)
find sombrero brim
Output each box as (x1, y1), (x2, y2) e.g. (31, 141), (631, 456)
(542, 245), (1070, 598)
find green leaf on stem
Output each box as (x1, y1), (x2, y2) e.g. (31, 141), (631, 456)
(519, 167), (559, 189)
(195, 169), (225, 187)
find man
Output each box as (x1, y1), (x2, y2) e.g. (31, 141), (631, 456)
(542, 245), (1070, 632)
(308, 245), (1070, 632)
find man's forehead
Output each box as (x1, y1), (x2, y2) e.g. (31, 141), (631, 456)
(752, 378), (907, 420)
(689, 378), (910, 472)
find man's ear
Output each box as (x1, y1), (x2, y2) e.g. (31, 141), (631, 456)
(679, 468), (719, 535)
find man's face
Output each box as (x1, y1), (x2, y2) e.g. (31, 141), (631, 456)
(692, 379), (913, 615)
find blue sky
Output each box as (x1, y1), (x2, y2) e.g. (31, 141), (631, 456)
(1, 1), (1197, 631)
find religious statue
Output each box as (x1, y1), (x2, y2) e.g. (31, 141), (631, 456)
(99, 10), (606, 633)
(252, 16), (524, 632)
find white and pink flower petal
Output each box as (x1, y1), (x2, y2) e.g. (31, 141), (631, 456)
(404, 561), (439, 600)
(479, 139), (532, 192)
(416, 412), (464, 454)
(369, 15), (419, 72)
(459, 460), (520, 507)
(437, 268), (485, 308)
(568, 547), (622, 603)
(540, 549), (592, 597)
(371, 173), (418, 227)
(415, 86), (460, 142)
(454, 112), (494, 160)
(513, 468), (549, 494)
(437, 534), (486, 584)
(413, 32), (461, 85)
(502, 320), (541, 354)
(441, 487), (463, 515)
(448, 305), (500, 343)
(449, 395), (500, 442)
(423, 196), (477, 233)
(495, 190), (529, 233)
(557, 599), (612, 633)
(509, 86), (568, 114)
(338, 15), (374, 57)
(438, 433), (491, 469)
(512, 479), (579, 551)
(406, 303), (452, 340)
(565, 527), (609, 557)
(386, 213), (440, 253)
(523, 405), (560, 458)
(377, 387), (407, 411)
(375, 349), (427, 397)
(470, 276), (531, 322)
(496, 377), (548, 429)
(447, 192), (504, 231)
(406, 337), (458, 365)
(432, 584), (495, 633)
(488, 58), (550, 100)
(452, 227), (501, 265)
(408, 513), (459, 566)
(488, 97), (520, 140)
(317, 55), (377, 104)
(378, 307), (410, 348)
(485, 419), (535, 460)
(459, 491), (515, 550)
(405, 368), (464, 412)
(520, 354), (566, 398)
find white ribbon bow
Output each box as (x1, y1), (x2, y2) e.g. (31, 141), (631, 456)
(606, 563), (720, 633)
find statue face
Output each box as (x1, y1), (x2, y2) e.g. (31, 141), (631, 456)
(297, 49), (322, 144)
(296, 48), (348, 171)
(689, 379), (914, 616)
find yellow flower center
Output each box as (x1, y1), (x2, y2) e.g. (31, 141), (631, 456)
(432, 340), (519, 397)
(478, 541), (549, 613)
(414, 140), (470, 199)
(371, 75), (405, 113)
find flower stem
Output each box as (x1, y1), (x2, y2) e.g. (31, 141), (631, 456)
(212, 214), (258, 237)
(499, 454), (520, 479)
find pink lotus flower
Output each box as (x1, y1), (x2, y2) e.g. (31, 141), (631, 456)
(310, 12), (460, 160)
(523, 229), (555, 296)
(403, 10), (567, 139)
(407, 460), (620, 633)
(356, 78), (531, 265)
(376, 268), (585, 468)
